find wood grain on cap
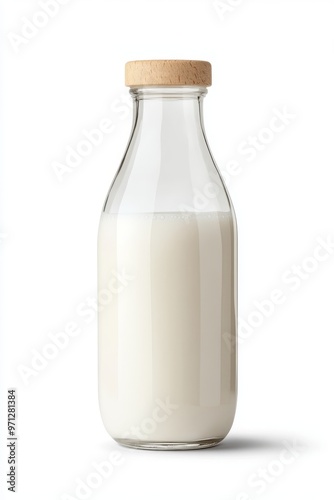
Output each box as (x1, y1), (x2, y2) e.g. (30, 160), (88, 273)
(125, 60), (212, 87)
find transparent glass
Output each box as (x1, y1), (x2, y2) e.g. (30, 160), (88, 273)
(98, 86), (237, 450)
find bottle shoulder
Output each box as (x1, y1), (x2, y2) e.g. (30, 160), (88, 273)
(103, 152), (233, 216)
(103, 117), (234, 216)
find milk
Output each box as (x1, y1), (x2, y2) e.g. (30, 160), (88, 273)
(98, 211), (237, 444)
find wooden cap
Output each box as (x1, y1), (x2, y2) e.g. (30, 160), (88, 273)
(125, 60), (212, 87)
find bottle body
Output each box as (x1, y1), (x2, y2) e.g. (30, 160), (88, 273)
(98, 85), (237, 450)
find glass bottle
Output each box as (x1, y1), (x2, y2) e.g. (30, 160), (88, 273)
(98, 60), (237, 450)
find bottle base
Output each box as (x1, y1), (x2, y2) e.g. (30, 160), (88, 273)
(114, 437), (223, 451)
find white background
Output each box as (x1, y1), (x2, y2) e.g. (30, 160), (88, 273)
(1, 0), (334, 498)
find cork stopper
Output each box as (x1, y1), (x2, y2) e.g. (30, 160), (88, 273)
(125, 60), (212, 87)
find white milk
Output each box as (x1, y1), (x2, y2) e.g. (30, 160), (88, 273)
(98, 211), (237, 444)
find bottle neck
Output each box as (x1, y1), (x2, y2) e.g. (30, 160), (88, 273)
(129, 86), (208, 144)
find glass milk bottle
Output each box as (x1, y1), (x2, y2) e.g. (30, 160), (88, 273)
(98, 60), (237, 450)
